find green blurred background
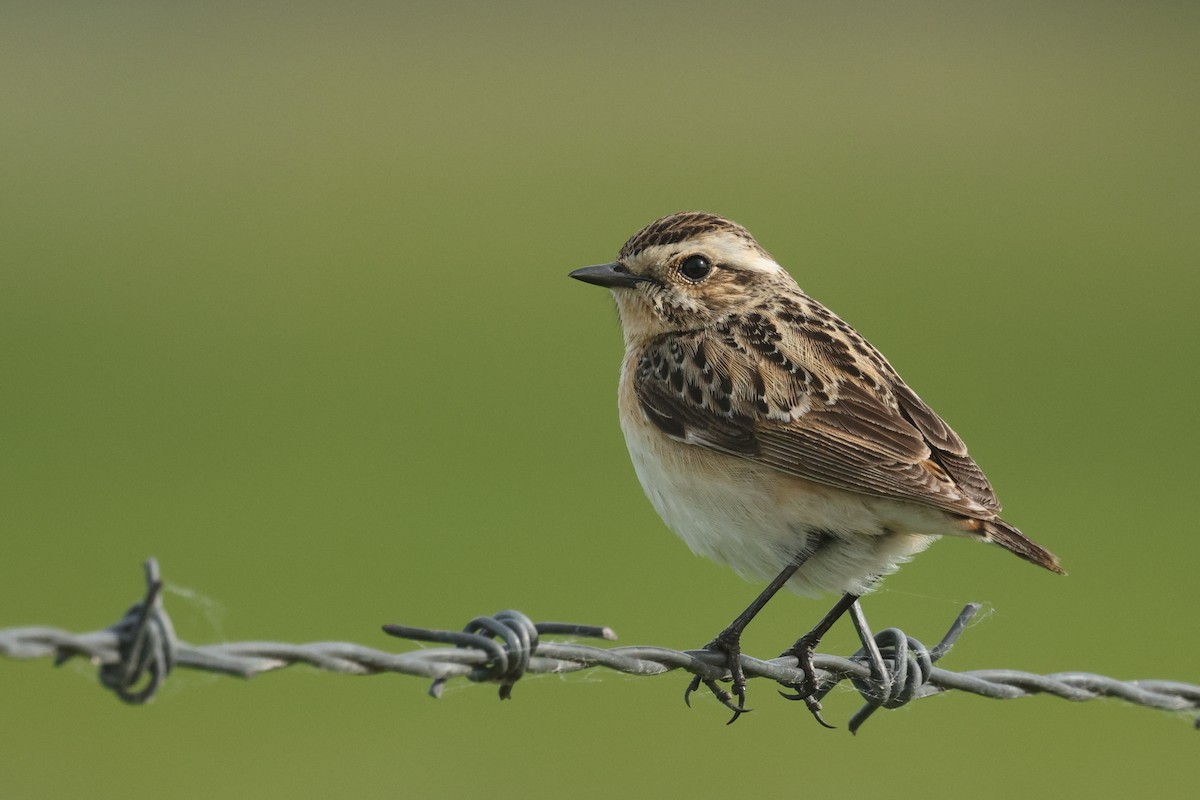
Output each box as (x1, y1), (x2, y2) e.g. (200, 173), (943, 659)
(3, 1), (1197, 796)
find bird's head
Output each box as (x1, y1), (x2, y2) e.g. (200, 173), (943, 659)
(570, 211), (796, 342)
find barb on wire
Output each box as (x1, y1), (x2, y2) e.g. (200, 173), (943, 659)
(1, 559), (1197, 732)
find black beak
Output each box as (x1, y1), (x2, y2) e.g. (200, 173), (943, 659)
(568, 262), (651, 289)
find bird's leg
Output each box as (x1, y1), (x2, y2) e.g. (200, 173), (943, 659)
(685, 544), (819, 724)
(778, 591), (861, 726)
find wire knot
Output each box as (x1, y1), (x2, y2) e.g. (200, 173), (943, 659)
(93, 559), (177, 704)
(457, 609), (540, 700)
(383, 610), (616, 700)
(840, 603), (979, 733)
(850, 627), (933, 710)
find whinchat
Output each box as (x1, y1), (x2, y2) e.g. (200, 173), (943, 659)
(570, 211), (1063, 722)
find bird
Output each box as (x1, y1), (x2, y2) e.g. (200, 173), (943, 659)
(569, 211), (1064, 724)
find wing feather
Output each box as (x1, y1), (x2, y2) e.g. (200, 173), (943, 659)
(634, 313), (1000, 519)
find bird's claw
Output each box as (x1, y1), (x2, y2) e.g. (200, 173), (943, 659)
(776, 690), (836, 729)
(778, 636), (819, 696)
(777, 636), (835, 728)
(685, 675), (749, 724)
(685, 632), (751, 724)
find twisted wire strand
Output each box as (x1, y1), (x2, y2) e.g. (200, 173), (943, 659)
(1, 559), (1197, 732)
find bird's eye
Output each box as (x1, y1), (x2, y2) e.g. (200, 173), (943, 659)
(679, 254), (713, 282)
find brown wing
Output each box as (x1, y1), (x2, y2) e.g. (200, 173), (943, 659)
(634, 315), (1000, 519)
(892, 382), (1000, 513)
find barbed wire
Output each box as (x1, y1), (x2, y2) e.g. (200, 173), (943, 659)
(1, 559), (1197, 733)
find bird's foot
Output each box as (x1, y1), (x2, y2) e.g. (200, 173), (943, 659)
(778, 634), (835, 729)
(684, 627), (750, 724)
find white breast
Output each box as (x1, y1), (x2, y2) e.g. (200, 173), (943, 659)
(617, 356), (941, 597)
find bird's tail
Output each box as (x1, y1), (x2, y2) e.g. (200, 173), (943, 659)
(982, 517), (1066, 575)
